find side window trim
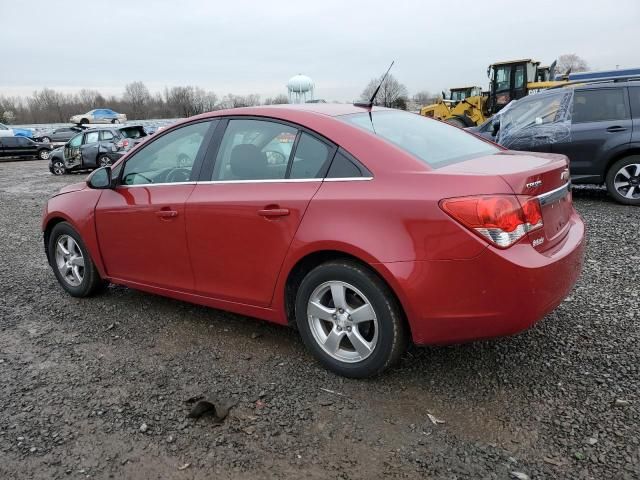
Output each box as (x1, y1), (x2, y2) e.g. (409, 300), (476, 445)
(116, 119), (218, 186)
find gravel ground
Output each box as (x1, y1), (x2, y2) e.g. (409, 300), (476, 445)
(0, 159), (638, 480)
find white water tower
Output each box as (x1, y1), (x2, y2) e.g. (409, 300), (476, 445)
(287, 74), (314, 103)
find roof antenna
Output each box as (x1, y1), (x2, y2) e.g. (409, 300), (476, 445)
(354, 61), (395, 109)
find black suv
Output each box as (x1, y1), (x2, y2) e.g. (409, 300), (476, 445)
(469, 80), (640, 205)
(0, 136), (52, 160)
(49, 125), (147, 175)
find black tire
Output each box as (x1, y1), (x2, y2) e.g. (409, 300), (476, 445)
(295, 260), (407, 378)
(445, 117), (468, 128)
(41, 136), (51, 143)
(38, 149), (50, 160)
(80, 118), (89, 125)
(51, 159), (66, 175)
(111, 119), (120, 124)
(605, 155), (640, 206)
(98, 155), (112, 167)
(48, 222), (107, 297)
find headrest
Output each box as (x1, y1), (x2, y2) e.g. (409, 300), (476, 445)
(230, 144), (267, 179)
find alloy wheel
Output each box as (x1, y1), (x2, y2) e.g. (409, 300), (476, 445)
(613, 163), (640, 200)
(307, 281), (379, 363)
(54, 235), (85, 287)
(52, 161), (65, 175)
(39, 150), (50, 160)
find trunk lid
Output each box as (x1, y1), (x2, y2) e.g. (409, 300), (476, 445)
(439, 150), (572, 252)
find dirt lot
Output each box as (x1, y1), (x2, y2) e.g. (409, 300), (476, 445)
(0, 159), (638, 479)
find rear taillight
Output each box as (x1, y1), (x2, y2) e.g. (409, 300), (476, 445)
(440, 195), (543, 248)
(116, 139), (129, 149)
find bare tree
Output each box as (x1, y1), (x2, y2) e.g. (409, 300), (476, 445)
(263, 94), (289, 105)
(360, 74), (408, 109)
(556, 54), (589, 74)
(412, 90), (438, 106)
(123, 81), (152, 119)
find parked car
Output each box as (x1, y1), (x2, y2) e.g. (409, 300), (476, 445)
(468, 80), (640, 205)
(42, 105), (584, 378)
(70, 109), (127, 125)
(0, 136), (52, 160)
(34, 126), (85, 144)
(48, 125), (148, 175)
(0, 122), (33, 138)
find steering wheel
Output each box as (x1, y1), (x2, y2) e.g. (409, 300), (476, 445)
(265, 150), (286, 165)
(177, 153), (192, 168)
(165, 168), (191, 183)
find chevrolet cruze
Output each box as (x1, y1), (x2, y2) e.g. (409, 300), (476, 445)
(42, 104), (585, 378)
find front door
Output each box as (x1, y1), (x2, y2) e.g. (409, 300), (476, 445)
(64, 133), (83, 167)
(80, 130), (101, 167)
(552, 87), (632, 181)
(186, 119), (334, 306)
(95, 120), (216, 290)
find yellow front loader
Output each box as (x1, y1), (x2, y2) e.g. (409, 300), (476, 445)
(420, 59), (566, 127)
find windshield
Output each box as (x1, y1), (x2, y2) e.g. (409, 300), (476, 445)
(341, 110), (498, 168)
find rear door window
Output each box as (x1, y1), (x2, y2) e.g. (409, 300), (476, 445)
(629, 87), (640, 119)
(85, 131), (100, 144)
(100, 130), (115, 141)
(289, 133), (332, 179)
(572, 88), (629, 123)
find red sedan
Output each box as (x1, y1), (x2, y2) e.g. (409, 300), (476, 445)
(42, 104), (585, 378)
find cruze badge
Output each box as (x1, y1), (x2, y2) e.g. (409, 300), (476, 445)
(526, 180), (543, 188)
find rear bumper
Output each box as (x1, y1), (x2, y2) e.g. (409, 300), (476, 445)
(383, 210), (585, 345)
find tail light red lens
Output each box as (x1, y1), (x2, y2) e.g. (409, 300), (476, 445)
(440, 195), (543, 248)
(116, 139), (129, 149)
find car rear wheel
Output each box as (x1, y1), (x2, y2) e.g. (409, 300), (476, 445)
(48, 222), (107, 297)
(606, 155), (640, 205)
(98, 155), (112, 167)
(41, 136), (51, 143)
(80, 118), (89, 125)
(51, 160), (66, 175)
(112, 119), (120, 124)
(38, 149), (50, 160)
(295, 260), (407, 378)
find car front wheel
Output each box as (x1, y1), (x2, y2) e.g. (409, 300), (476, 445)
(606, 155), (640, 205)
(295, 260), (407, 378)
(51, 159), (66, 175)
(48, 222), (106, 297)
(38, 149), (50, 160)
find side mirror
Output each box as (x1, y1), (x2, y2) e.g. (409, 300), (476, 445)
(87, 166), (113, 189)
(491, 120), (500, 136)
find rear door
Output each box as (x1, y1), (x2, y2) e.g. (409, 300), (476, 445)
(552, 87), (632, 181)
(185, 118), (334, 306)
(629, 86), (640, 145)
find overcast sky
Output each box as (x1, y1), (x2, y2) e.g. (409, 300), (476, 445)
(1, 0), (638, 101)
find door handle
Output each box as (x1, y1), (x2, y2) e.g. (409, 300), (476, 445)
(606, 126), (627, 133)
(155, 209), (178, 218)
(258, 207), (290, 218)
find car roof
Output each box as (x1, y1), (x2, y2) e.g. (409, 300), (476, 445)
(194, 103), (387, 120)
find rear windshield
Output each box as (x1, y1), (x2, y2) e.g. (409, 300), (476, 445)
(119, 126), (147, 139)
(341, 110), (499, 167)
